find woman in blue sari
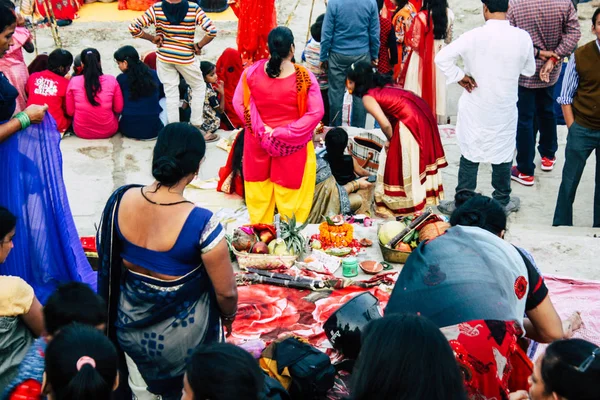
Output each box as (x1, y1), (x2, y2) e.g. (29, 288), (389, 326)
(97, 123), (238, 399)
(0, 4), (95, 303)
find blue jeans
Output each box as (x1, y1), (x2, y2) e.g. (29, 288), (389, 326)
(328, 52), (369, 128)
(553, 121), (600, 227)
(516, 85), (558, 176)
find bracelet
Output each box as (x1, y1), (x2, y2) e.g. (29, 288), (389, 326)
(220, 310), (237, 320)
(13, 112), (31, 130)
(550, 56), (560, 65)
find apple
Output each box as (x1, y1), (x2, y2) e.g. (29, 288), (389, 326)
(251, 242), (269, 254)
(259, 230), (275, 244)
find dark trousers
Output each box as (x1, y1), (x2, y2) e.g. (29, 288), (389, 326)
(553, 122), (600, 227)
(456, 156), (512, 206)
(321, 88), (330, 126)
(328, 51), (369, 128)
(516, 85), (558, 176)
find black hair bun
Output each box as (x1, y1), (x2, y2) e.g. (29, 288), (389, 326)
(152, 156), (184, 186)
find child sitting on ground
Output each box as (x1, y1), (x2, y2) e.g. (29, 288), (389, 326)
(3, 282), (107, 399)
(43, 324), (118, 399)
(198, 61), (224, 143)
(324, 127), (371, 185)
(26, 48), (73, 134)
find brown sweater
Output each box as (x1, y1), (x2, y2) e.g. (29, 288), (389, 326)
(573, 41), (600, 130)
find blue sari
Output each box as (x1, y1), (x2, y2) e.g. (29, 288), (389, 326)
(97, 185), (225, 398)
(0, 74), (96, 302)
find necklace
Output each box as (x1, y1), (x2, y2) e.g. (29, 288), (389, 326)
(140, 187), (192, 206)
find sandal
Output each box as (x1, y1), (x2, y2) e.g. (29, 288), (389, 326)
(203, 133), (220, 143)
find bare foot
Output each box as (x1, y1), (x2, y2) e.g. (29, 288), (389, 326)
(563, 311), (583, 338)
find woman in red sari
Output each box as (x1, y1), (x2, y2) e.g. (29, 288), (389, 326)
(216, 48), (243, 129)
(401, 0), (453, 122)
(233, 27), (324, 224)
(346, 61), (446, 217)
(228, 0), (276, 66)
(35, 0), (81, 21)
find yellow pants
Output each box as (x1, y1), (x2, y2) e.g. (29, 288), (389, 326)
(245, 142), (316, 224)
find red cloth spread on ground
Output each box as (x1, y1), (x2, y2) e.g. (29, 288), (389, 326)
(228, 285), (391, 353)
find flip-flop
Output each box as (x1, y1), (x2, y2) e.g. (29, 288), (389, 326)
(203, 133), (220, 143)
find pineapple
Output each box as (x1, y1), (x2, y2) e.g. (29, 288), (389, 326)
(279, 214), (308, 256)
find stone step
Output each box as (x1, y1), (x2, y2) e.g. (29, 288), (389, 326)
(504, 224), (600, 280)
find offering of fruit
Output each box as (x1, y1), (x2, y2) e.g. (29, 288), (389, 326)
(378, 221), (406, 245)
(394, 242), (412, 253)
(310, 239), (322, 250)
(268, 238), (290, 256)
(280, 214), (308, 256)
(325, 247), (352, 257)
(251, 242), (269, 254)
(232, 227), (257, 252)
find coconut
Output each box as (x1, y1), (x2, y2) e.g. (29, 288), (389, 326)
(232, 228), (257, 252)
(378, 221), (407, 245)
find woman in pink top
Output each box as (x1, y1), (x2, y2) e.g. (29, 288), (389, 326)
(233, 27), (324, 224)
(66, 48), (124, 139)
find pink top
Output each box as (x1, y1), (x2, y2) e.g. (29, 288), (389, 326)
(0, 27), (32, 113)
(233, 60), (324, 189)
(66, 75), (124, 139)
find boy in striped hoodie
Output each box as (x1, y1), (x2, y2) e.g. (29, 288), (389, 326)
(129, 0), (218, 140)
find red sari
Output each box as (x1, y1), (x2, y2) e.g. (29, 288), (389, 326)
(230, 0), (276, 65)
(36, 0), (81, 20)
(216, 48), (244, 129)
(368, 86), (446, 215)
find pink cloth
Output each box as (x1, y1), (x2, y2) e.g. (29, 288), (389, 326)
(66, 75), (124, 139)
(0, 27), (31, 113)
(232, 60), (324, 188)
(531, 275), (600, 360)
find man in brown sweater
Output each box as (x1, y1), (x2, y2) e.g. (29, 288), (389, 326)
(553, 7), (600, 227)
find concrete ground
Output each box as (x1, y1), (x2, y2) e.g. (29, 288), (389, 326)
(26, 0), (600, 278)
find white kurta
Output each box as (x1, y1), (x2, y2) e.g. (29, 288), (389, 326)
(435, 19), (536, 164)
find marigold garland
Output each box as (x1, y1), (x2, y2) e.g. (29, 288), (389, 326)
(318, 222), (354, 247)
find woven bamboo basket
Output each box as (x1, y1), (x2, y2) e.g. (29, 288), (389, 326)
(233, 249), (298, 270)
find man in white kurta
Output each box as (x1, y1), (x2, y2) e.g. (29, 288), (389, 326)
(434, 0), (536, 214)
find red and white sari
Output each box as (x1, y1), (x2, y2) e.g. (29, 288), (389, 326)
(367, 86), (447, 217)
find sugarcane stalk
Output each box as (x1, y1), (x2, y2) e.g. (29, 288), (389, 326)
(41, 0), (62, 48)
(305, 0), (316, 43)
(386, 207), (434, 249)
(246, 268), (324, 287)
(238, 273), (326, 290)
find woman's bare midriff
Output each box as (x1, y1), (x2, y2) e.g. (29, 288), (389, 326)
(123, 259), (184, 282)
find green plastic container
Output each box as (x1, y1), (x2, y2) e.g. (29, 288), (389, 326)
(342, 257), (359, 278)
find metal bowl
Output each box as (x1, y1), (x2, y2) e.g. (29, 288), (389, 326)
(378, 240), (410, 264)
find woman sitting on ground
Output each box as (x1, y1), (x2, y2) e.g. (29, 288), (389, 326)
(26, 48), (73, 134)
(346, 61), (447, 218)
(0, 207), (44, 389)
(351, 314), (467, 400)
(114, 45), (164, 140)
(386, 195), (569, 399)
(510, 339), (600, 400)
(43, 324), (119, 399)
(324, 127), (371, 186)
(66, 48), (123, 139)
(97, 123), (238, 398)
(183, 343), (289, 400)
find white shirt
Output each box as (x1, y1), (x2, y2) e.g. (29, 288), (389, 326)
(435, 19), (536, 164)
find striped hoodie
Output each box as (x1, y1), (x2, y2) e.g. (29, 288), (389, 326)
(129, 2), (217, 65)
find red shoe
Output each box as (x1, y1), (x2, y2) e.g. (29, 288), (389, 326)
(511, 166), (535, 186)
(541, 157), (556, 171)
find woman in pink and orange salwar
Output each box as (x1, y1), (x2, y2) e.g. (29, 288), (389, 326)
(233, 27), (324, 224)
